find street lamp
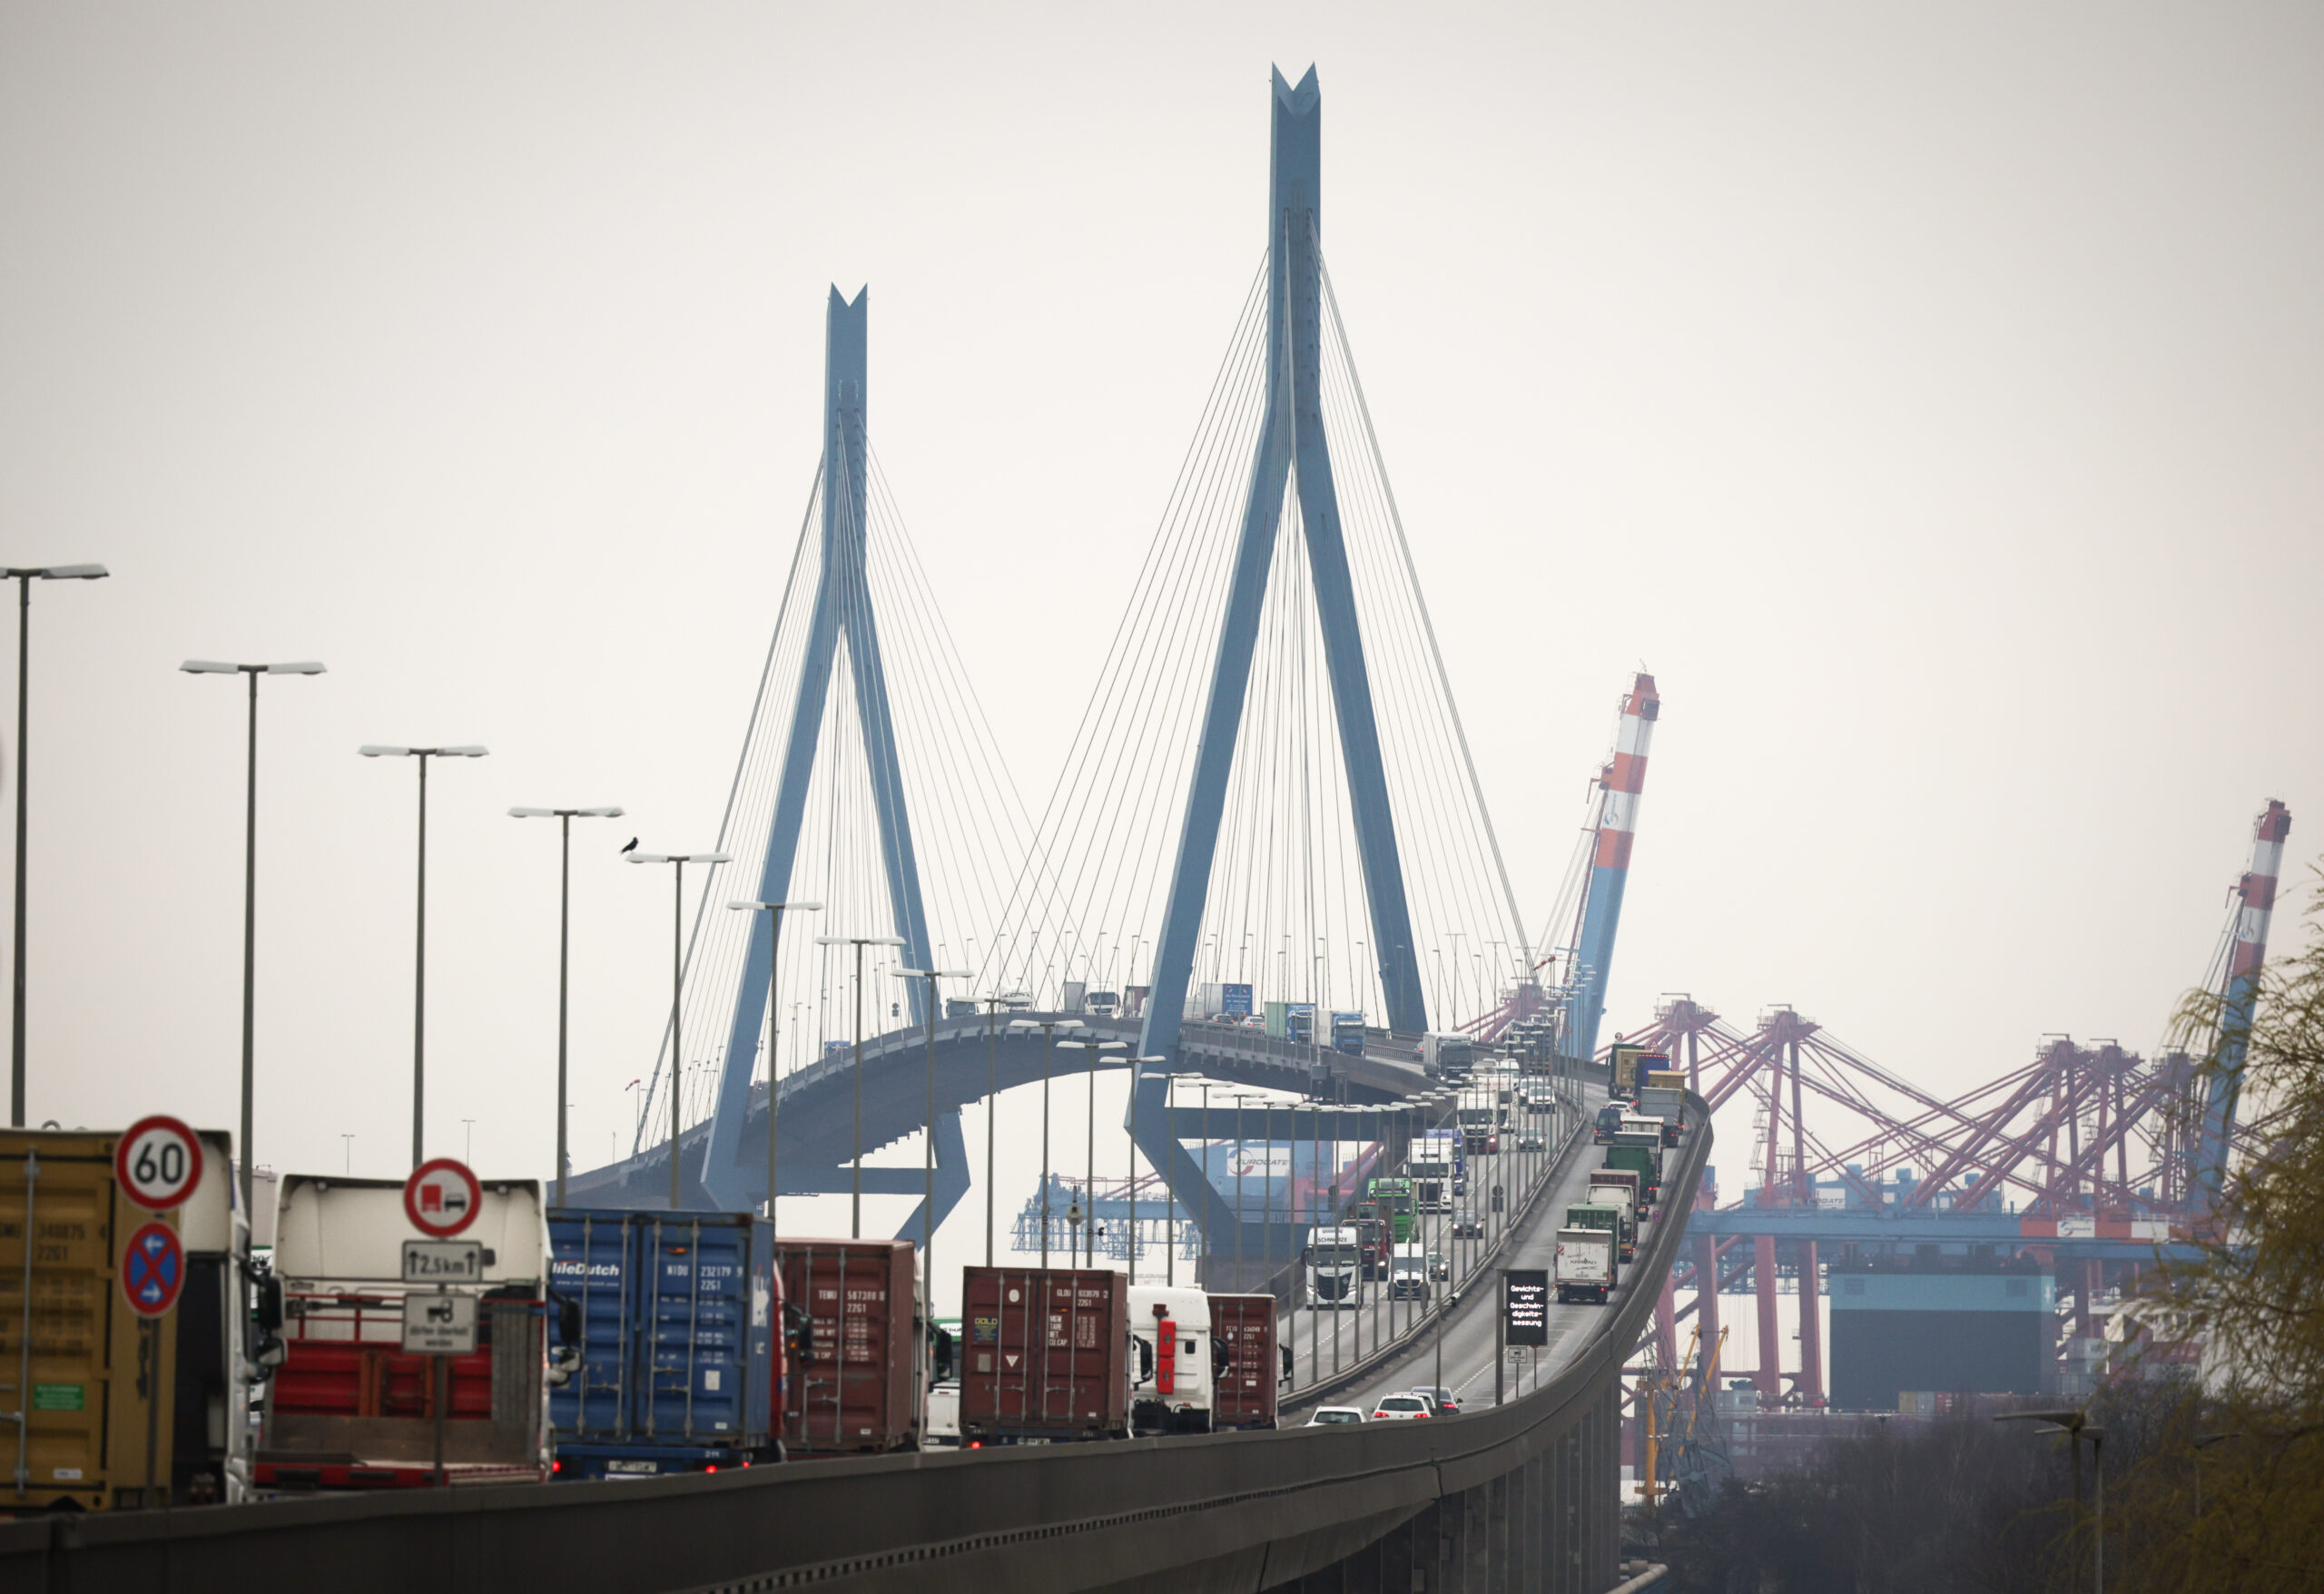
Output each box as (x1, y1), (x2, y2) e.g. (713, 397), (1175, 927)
(1059, 1038), (1126, 1266)
(510, 805), (625, 1207)
(817, 932), (905, 1235)
(1132, 1057), (1167, 1285)
(728, 900), (822, 1234)
(1009, 1016), (1082, 1264)
(896, 967), (970, 1321)
(7, 564), (107, 1126)
(1997, 1408), (2106, 1594)
(360, 744), (488, 1166)
(626, 849), (730, 1208)
(182, 659), (324, 1206)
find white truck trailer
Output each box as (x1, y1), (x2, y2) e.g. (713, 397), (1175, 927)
(1128, 1284), (1216, 1435)
(1554, 1226), (1616, 1305)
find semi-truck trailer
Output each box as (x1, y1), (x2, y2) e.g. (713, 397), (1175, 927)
(1637, 1087), (1686, 1146)
(774, 1237), (923, 1454)
(1584, 1172), (1640, 1261)
(1207, 1294), (1278, 1430)
(960, 1266), (1129, 1443)
(1408, 1132), (1462, 1212)
(0, 1127), (255, 1509)
(1605, 1131), (1665, 1206)
(261, 1174), (553, 1490)
(1554, 1227), (1616, 1304)
(547, 1209), (781, 1479)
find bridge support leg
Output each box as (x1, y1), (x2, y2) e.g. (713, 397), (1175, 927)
(1696, 1233), (1721, 1351)
(1797, 1238), (1824, 1404)
(1754, 1233), (1782, 1400)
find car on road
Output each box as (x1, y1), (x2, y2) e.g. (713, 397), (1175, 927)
(1593, 1104), (1626, 1143)
(1371, 1394), (1433, 1421)
(1451, 1209), (1484, 1237)
(1516, 1131), (1545, 1152)
(1428, 1250), (1449, 1282)
(1305, 1406), (1365, 1426)
(1411, 1386), (1461, 1417)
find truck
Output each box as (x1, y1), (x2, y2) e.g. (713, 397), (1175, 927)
(1604, 1132), (1665, 1207)
(547, 1208), (781, 1479)
(1207, 1294), (1278, 1430)
(1554, 1226), (1616, 1304)
(1198, 982), (1255, 1019)
(1423, 1032), (1475, 1079)
(1408, 1132), (1463, 1213)
(1610, 1044), (1659, 1102)
(1584, 1171), (1640, 1261)
(774, 1237), (923, 1454)
(1637, 1087), (1686, 1146)
(1645, 1069), (1687, 1093)
(1128, 1284), (1214, 1434)
(0, 1126), (255, 1510)
(1085, 989), (1122, 1018)
(1365, 1177), (1416, 1243)
(1457, 1098), (1499, 1155)
(1305, 1225), (1363, 1309)
(960, 1266), (1129, 1443)
(1562, 1202), (1627, 1271)
(261, 1174), (553, 1490)
(1329, 1012), (1366, 1057)
(1388, 1244), (1433, 1302)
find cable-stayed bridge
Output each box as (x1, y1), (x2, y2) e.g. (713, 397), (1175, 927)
(563, 66), (1652, 1284)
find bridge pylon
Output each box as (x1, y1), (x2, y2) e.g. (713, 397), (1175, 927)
(697, 288), (939, 1210)
(1139, 66), (1428, 1063)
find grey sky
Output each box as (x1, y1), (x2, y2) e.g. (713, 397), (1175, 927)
(1, 4), (2317, 1197)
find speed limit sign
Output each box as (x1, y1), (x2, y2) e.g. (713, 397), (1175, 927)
(115, 1116), (204, 1212)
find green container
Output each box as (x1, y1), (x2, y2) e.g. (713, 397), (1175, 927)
(1604, 1141), (1663, 1201)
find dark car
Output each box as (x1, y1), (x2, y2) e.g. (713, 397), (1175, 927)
(1412, 1385), (1461, 1417)
(1451, 1209), (1484, 1237)
(1592, 1104), (1626, 1144)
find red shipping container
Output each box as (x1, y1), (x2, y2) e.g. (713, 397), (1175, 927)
(960, 1267), (1129, 1443)
(1207, 1294), (1279, 1431)
(775, 1238), (921, 1454)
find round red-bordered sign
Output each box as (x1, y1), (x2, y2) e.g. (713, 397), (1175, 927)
(403, 1158), (483, 1238)
(114, 1115), (204, 1212)
(122, 1221), (185, 1317)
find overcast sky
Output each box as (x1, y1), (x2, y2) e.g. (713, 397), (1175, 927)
(2, 4), (2317, 1208)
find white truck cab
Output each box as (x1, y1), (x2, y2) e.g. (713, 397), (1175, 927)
(1128, 1285), (1215, 1435)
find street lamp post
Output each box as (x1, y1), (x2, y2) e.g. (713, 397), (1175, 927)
(1997, 1409), (2106, 1594)
(625, 850), (730, 1208)
(183, 659), (323, 1206)
(896, 967), (970, 1324)
(980, 995), (1005, 1265)
(7, 564), (107, 1125)
(511, 805), (625, 1207)
(1008, 1017), (1082, 1265)
(728, 900), (822, 1232)
(1132, 1057), (1166, 1285)
(816, 932), (907, 1236)
(360, 744), (488, 1166)
(1059, 1039), (1126, 1266)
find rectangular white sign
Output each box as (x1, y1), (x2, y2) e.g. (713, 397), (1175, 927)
(400, 1291), (478, 1354)
(402, 1240), (486, 1284)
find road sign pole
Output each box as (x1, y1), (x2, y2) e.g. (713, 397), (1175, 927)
(433, 1338), (446, 1488)
(143, 1316), (160, 1506)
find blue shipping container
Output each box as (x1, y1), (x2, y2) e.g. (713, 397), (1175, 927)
(548, 1210), (780, 1479)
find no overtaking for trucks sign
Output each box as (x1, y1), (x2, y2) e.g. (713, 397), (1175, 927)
(404, 1158), (482, 1237)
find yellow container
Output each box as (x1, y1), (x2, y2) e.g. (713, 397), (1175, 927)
(0, 1132), (181, 1511)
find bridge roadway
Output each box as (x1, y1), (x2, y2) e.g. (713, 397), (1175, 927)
(1275, 1081), (1629, 1421)
(1, 1094), (1707, 1594)
(561, 1013), (1428, 1227)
